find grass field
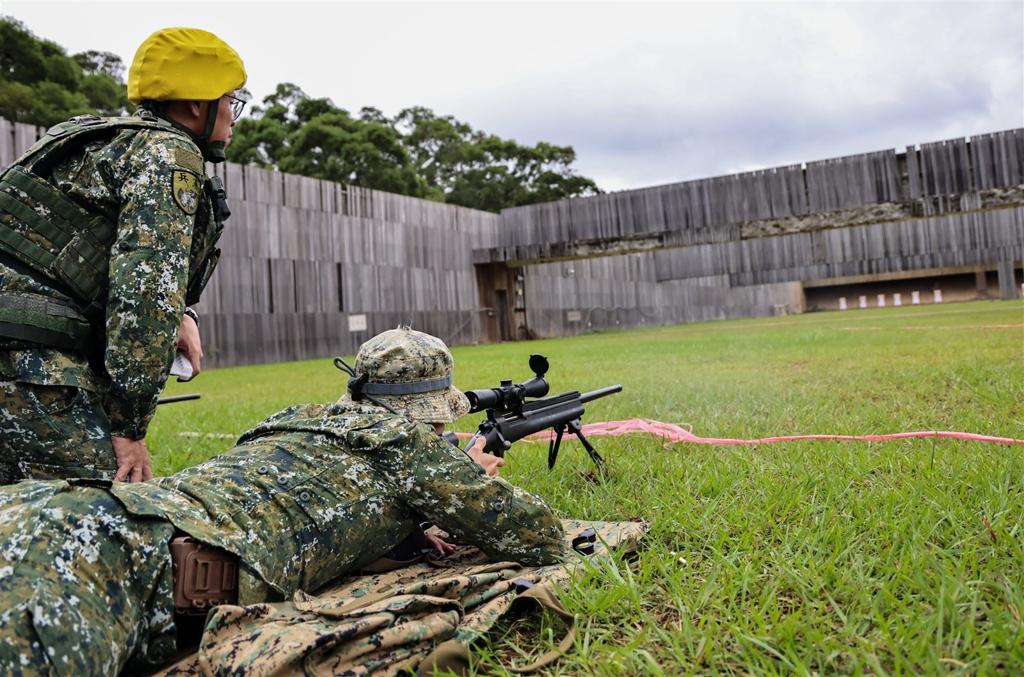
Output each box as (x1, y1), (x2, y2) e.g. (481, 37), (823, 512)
(152, 300), (1024, 674)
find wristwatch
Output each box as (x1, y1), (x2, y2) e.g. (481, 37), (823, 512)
(183, 307), (200, 326)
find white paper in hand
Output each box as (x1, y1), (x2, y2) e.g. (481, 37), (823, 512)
(170, 351), (195, 382)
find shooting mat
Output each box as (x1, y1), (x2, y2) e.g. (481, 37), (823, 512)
(157, 519), (648, 676)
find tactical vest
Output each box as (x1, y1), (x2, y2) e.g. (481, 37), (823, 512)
(0, 114), (226, 351)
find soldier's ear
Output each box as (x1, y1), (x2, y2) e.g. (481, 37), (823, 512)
(164, 101), (206, 133)
(187, 101), (205, 121)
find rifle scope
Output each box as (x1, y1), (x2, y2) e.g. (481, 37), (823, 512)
(465, 354), (550, 413)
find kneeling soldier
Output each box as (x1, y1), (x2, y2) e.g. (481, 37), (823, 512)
(0, 328), (565, 673)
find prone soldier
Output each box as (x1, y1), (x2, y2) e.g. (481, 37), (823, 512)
(0, 27), (248, 485)
(0, 328), (566, 673)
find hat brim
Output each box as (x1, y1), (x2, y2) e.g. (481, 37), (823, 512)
(340, 386), (470, 424)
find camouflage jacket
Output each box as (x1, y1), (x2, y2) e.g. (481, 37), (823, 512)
(0, 115), (213, 439)
(112, 402), (567, 603)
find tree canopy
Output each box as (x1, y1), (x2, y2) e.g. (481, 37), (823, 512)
(227, 84), (601, 211)
(0, 17), (601, 211)
(0, 17), (129, 126)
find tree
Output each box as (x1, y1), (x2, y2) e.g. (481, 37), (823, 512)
(228, 88), (601, 212)
(394, 108), (600, 210)
(73, 50), (126, 82)
(0, 17), (128, 126)
(0, 18), (48, 83)
(227, 84), (428, 196)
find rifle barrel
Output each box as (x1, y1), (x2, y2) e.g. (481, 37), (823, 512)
(157, 393), (201, 405)
(580, 384), (622, 403)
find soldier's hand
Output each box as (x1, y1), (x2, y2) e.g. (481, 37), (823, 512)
(112, 436), (155, 482)
(177, 313), (204, 377)
(468, 437), (505, 476)
(423, 532), (458, 556)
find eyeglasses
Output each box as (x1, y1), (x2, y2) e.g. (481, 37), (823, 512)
(225, 91), (251, 121)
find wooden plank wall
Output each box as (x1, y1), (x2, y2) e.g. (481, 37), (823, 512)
(500, 163), (809, 250)
(0, 118), (14, 168)
(196, 163), (500, 366)
(653, 207), (1024, 286)
(501, 129), (1023, 338)
(520, 203), (1024, 338)
(969, 128), (1024, 190)
(3, 117), (1022, 363)
(509, 130), (1022, 338)
(806, 150), (900, 211)
(497, 128), (1024, 256)
(2, 118), (500, 367)
(917, 137), (972, 196)
(521, 252), (804, 338)
(0, 119), (43, 167)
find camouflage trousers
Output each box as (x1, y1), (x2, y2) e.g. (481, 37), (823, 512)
(0, 381), (115, 485)
(0, 480), (179, 675)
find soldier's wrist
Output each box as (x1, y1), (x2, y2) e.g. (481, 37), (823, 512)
(110, 421), (149, 440)
(183, 307), (200, 326)
(107, 400), (154, 440)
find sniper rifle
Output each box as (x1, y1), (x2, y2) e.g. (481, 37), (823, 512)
(463, 354), (621, 470)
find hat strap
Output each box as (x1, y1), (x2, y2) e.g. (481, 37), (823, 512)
(362, 375), (452, 396)
(334, 356), (399, 415)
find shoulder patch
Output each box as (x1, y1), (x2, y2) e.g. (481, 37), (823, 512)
(172, 169), (200, 215)
(173, 147), (205, 175)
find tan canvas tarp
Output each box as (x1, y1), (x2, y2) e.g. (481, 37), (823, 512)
(158, 519), (647, 676)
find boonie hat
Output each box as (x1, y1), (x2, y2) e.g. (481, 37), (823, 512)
(340, 327), (470, 423)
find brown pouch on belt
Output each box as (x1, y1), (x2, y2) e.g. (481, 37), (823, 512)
(170, 536), (239, 615)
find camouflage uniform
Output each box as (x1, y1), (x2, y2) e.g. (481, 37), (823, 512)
(0, 480), (179, 675)
(0, 111), (221, 484)
(0, 329), (566, 673)
(118, 400), (566, 598)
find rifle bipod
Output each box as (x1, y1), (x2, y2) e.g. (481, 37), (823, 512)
(547, 418), (605, 471)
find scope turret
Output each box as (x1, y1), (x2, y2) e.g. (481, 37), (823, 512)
(465, 354), (550, 413)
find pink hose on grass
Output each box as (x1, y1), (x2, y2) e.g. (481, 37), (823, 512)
(455, 420), (1024, 446)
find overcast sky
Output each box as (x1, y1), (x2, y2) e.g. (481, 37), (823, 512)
(5, 0), (1021, 191)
